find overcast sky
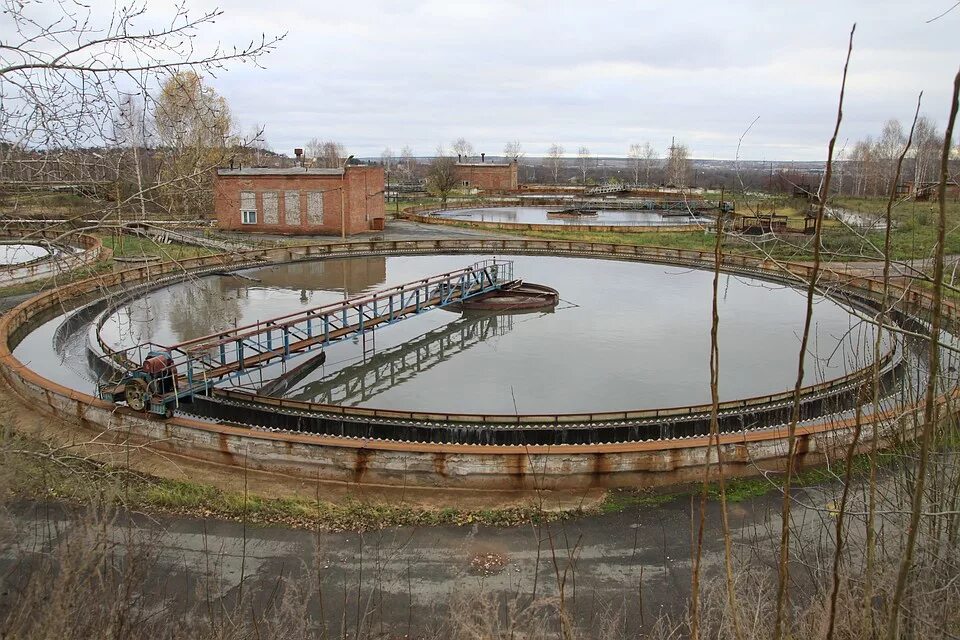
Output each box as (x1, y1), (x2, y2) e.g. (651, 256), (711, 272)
(181, 1), (957, 160)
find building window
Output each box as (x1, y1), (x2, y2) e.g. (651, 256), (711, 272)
(462, 180), (470, 187)
(239, 191), (257, 225)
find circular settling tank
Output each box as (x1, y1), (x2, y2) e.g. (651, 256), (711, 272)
(95, 254), (885, 415)
(432, 206), (706, 226)
(0, 243), (50, 266)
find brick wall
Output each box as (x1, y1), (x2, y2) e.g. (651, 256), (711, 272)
(453, 163), (518, 191)
(214, 166), (384, 235)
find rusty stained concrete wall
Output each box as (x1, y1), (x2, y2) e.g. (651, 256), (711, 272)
(0, 365), (914, 491)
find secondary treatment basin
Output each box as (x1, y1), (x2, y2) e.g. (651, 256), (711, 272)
(6, 239), (953, 490)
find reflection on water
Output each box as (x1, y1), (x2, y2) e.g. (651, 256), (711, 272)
(1, 243), (50, 266)
(229, 258), (386, 296)
(288, 312), (514, 406)
(102, 254), (888, 413)
(435, 206), (706, 226)
(100, 256), (388, 348)
(104, 277), (245, 347)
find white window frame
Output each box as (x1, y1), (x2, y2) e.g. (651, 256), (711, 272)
(462, 180), (470, 187)
(241, 209), (257, 224)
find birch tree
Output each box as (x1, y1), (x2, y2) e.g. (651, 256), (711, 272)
(667, 141), (690, 187)
(577, 145), (591, 183)
(547, 143), (564, 183)
(154, 71), (233, 217)
(380, 147), (394, 172)
(628, 143), (643, 184)
(399, 146), (415, 179)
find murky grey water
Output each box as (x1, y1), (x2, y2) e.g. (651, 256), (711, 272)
(434, 206), (705, 226)
(0, 243), (49, 266)
(92, 254), (884, 414)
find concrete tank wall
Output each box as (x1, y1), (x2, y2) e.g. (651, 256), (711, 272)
(0, 230), (108, 287)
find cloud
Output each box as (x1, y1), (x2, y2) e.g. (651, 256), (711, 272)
(186, 0), (958, 160)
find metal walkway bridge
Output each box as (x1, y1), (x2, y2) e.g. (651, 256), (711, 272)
(585, 184), (630, 195)
(101, 259), (514, 415)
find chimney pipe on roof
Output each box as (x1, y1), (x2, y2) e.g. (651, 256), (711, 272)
(481, 153), (485, 163)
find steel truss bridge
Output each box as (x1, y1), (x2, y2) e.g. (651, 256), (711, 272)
(102, 259), (514, 413)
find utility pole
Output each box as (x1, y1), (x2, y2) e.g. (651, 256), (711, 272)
(339, 154), (354, 239)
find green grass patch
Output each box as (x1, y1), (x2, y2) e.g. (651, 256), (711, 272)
(708, 477), (772, 502)
(599, 488), (681, 513)
(99, 234), (217, 260)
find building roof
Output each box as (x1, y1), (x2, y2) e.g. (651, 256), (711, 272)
(455, 162), (513, 168)
(217, 167), (344, 176)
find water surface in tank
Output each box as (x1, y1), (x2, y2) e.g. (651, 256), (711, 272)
(0, 243), (50, 266)
(96, 254), (886, 414)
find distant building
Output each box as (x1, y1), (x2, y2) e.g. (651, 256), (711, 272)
(213, 166), (385, 235)
(453, 161), (518, 192)
(901, 180), (960, 201)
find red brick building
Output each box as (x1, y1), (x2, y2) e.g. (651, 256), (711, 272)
(213, 166), (385, 235)
(453, 161), (518, 192)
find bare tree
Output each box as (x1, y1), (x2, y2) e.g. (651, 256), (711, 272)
(426, 156), (458, 207)
(577, 145), (591, 184)
(0, 1), (282, 223)
(380, 147), (394, 172)
(503, 140), (524, 160)
(245, 123), (271, 167)
(305, 139), (346, 168)
(399, 145), (415, 179)
(849, 138), (875, 196)
(642, 142), (659, 186)
(452, 138), (474, 160)
(666, 140), (690, 187)
(912, 116), (942, 192)
(627, 143), (660, 185)
(875, 119), (907, 192)
(627, 143), (644, 184)
(546, 143), (564, 183)
(113, 95), (152, 223)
